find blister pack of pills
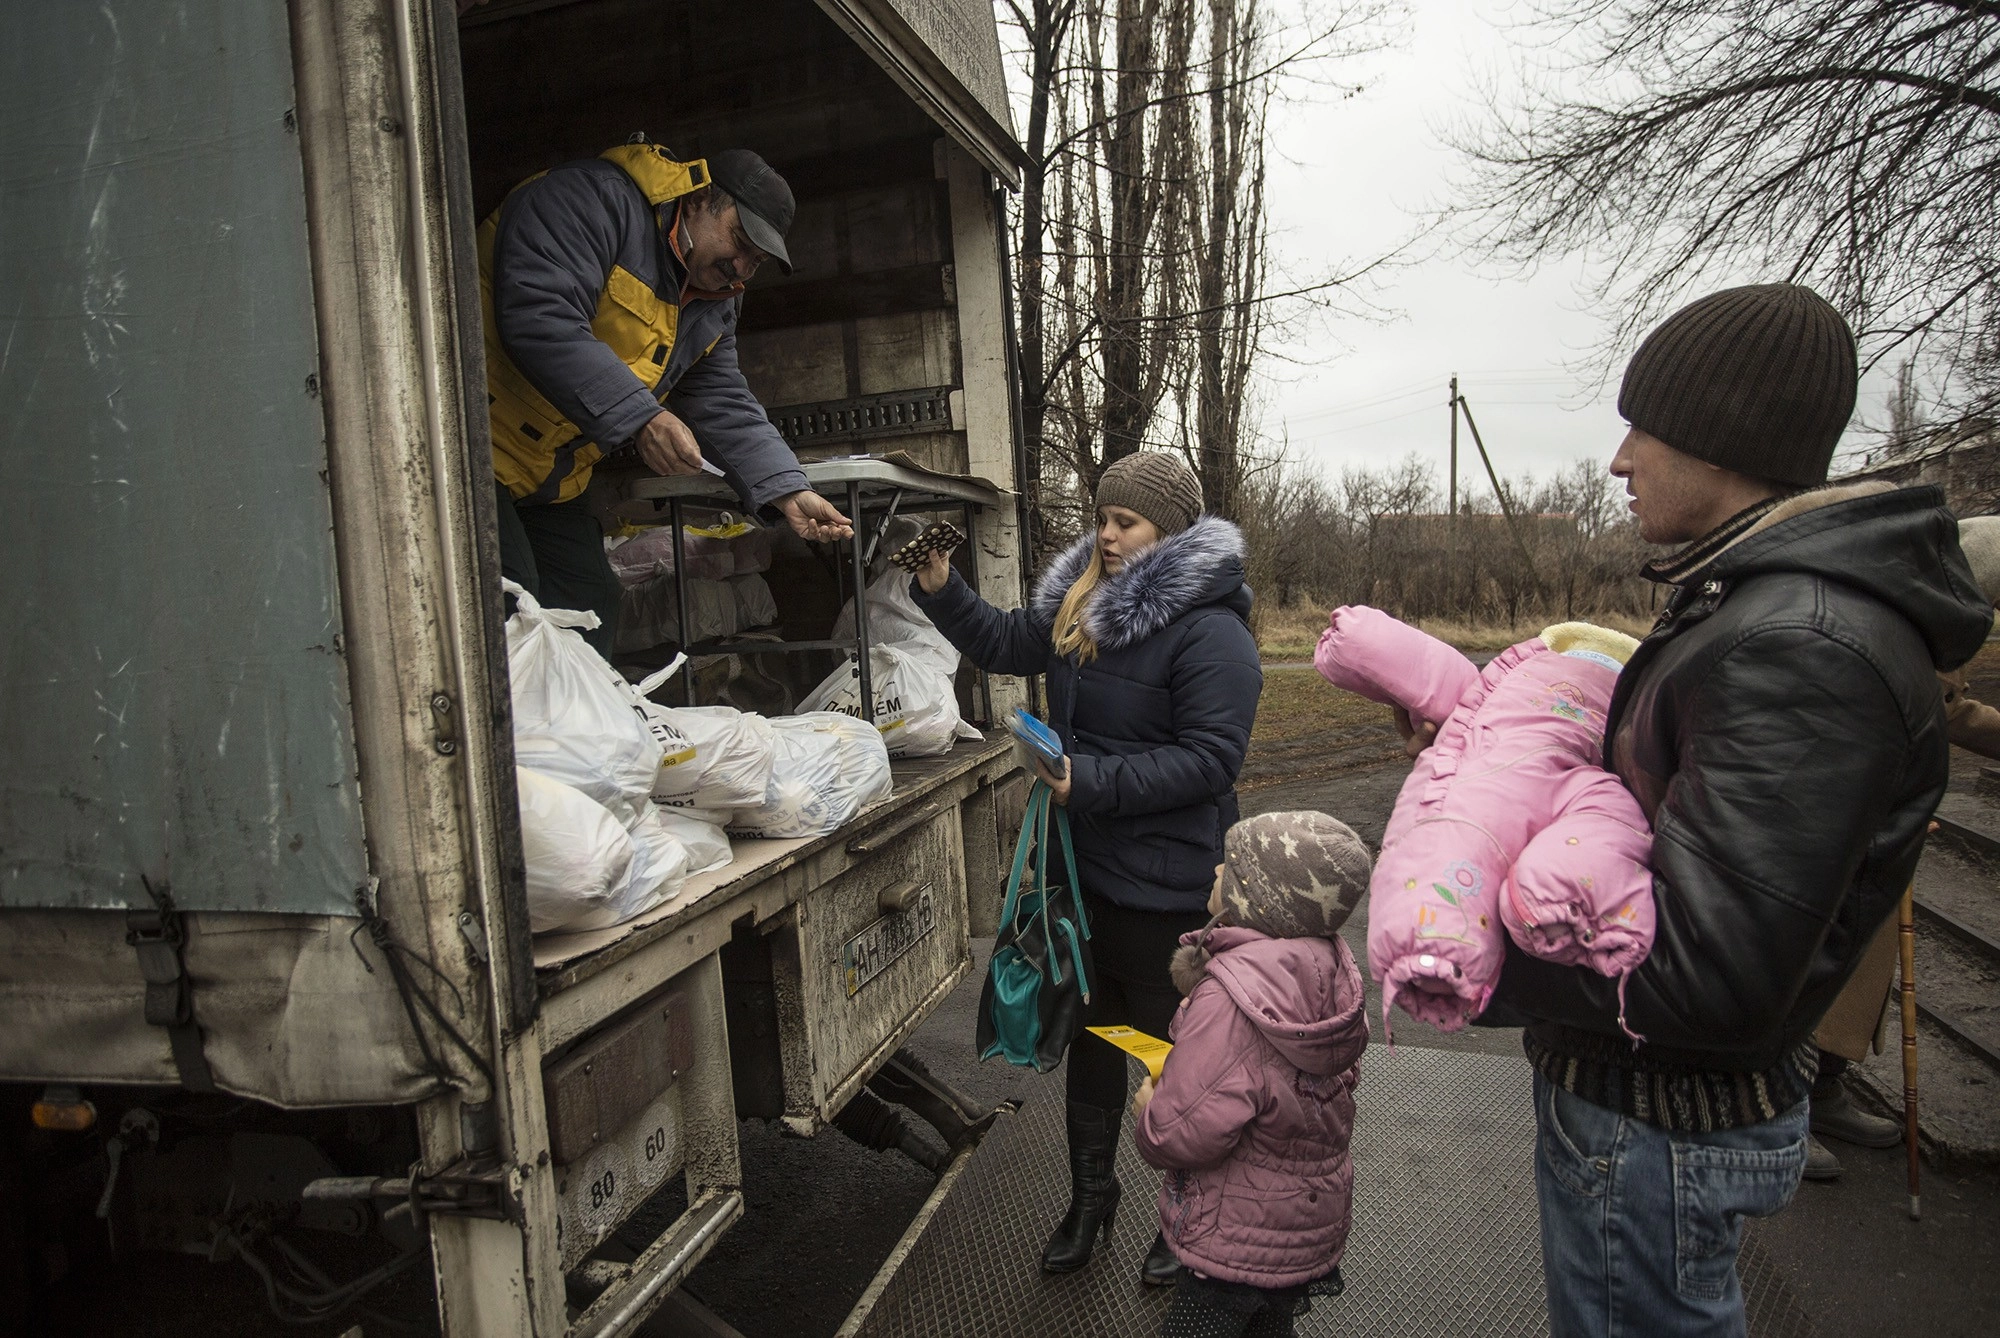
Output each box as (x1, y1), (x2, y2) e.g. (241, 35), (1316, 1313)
(886, 520), (966, 573)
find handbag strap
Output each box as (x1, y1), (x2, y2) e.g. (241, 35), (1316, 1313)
(1046, 803), (1091, 998)
(1033, 784), (1064, 985)
(1056, 915), (1091, 1003)
(993, 780), (1091, 993)
(995, 779), (1048, 941)
(1052, 803), (1088, 939)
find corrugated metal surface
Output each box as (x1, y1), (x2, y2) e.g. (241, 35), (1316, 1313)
(872, 0), (1017, 135)
(854, 1048), (1819, 1336)
(0, 1), (367, 913)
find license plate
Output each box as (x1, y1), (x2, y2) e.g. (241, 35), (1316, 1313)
(842, 887), (936, 997)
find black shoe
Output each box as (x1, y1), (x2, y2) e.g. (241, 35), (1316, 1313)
(1141, 1231), (1184, 1287)
(1042, 1102), (1122, 1273)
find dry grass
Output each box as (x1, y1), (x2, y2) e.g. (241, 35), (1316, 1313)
(1257, 605), (1658, 658)
(1240, 666), (1402, 791)
(1255, 605), (1337, 661)
(1253, 666), (1392, 744)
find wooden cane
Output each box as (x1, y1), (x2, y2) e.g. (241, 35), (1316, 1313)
(1899, 882), (1920, 1220)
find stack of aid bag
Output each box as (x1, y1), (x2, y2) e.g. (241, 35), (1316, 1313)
(1314, 607), (1656, 1039)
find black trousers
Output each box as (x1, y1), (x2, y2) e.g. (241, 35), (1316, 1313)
(1066, 891), (1211, 1114)
(1159, 1272), (1316, 1338)
(495, 482), (623, 656)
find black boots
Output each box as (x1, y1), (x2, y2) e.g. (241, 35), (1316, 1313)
(1040, 1103), (1184, 1284)
(1141, 1231), (1184, 1286)
(1042, 1101), (1123, 1273)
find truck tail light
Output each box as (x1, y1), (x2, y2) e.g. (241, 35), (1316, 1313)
(31, 1087), (96, 1132)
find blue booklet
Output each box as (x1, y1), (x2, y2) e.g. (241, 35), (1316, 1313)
(1008, 708), (1065, 767)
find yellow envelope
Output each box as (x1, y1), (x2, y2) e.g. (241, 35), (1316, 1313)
(1086, 1025), (1172, 1080)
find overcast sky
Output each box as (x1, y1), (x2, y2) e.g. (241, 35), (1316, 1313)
(1248, 0), (1895, 497)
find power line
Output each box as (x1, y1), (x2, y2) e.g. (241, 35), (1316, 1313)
(1280, 370), (1589, 427)
(1288, 402), (1439, 437)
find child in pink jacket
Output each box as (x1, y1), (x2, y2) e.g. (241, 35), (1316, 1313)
(1313, 606), (1655, 1038)
(1132, 810), (1371, 1338)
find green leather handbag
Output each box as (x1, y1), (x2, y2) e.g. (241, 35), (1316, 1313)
(977, 779), (1094, 1072)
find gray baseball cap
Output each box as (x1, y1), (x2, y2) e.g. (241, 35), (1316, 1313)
(707, 149), (795, 276)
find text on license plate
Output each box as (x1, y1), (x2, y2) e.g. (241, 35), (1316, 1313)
(843, 887), (937, 997)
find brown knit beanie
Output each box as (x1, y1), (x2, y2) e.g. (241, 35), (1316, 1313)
(1094, 452), (1204, 536)
(1217, 811), (1372, 940)
(1617, 283), (1858, 487)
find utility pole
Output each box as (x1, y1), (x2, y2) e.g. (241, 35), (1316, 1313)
(1448, 374), (1460, 608)
(1455, 391), (1542, 601)
(1447, 374), (1458, 518)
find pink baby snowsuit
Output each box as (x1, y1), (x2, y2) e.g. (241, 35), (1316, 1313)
(1314, 606), (1655, 1034)
(1134, 925), (1367, 1289)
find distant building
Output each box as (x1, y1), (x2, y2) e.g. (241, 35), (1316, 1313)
(1842, 423), (2000, 517)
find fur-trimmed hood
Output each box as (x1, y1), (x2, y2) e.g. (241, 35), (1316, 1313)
(1030, 516), (1251, 652)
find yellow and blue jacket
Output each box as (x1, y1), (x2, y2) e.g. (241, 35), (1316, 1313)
(478, 144), (807, 508)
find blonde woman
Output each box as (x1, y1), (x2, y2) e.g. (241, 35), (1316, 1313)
(913, 452), (1262, 1283)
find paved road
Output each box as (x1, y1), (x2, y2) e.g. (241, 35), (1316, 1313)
(682, 757), (2000, 1338)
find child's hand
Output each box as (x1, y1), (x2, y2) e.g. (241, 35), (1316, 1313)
(1131, 1075), (1156, 1120)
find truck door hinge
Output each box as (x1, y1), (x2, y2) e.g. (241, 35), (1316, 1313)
(429, 691), (459, 756)
(456, 910), (489, 965)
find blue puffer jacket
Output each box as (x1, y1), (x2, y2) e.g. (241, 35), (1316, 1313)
(913, 517), (1263, 913)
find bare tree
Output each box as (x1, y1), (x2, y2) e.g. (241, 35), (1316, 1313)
(1244, 450), (1655, 626)
(1002, 0), (1082, 559)
(1003, 0), (1398, 549)
(1449, 0), (2000, 428)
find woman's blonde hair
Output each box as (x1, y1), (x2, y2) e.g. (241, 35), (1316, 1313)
(1051, 544), (1107, 663)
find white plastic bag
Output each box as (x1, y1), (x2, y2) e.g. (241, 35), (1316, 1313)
(798, 643), (977, 758)
(607, 527), (734, 586)
(515, 768), (637, 934)
(506, 582), (662, 810)
(634, 663), (780, 810)
(731, 573), (778, 630)
(811, 566), (980, 757)
(508, 584), (690, 931)
(729, 712), (893, 839)
(616, 575), (738, 653)
(835, 566), (957, 676)
(654, 804), (733, 877)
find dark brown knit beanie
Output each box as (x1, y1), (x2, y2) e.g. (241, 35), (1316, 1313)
(1094, 452), (1204, 536)
(1617, 283), (1858, 487)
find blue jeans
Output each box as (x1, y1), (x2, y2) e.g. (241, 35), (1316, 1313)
(1533, 1074), (1808, 1337)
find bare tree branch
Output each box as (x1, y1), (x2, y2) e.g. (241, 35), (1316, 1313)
(1447, 0), (2000, 436)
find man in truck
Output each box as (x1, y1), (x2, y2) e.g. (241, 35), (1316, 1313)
(481, 142), (853, 651)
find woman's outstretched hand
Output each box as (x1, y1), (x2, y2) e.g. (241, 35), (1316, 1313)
(1393, 706), (1438, 760)
(916, 545), (953, 594)
(1035, 755), (1073, 805)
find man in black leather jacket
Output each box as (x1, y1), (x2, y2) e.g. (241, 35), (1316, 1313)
(1475, 285), (1992, 1337)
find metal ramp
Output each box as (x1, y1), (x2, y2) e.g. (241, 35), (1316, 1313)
(848, 1047), (1818, 1337)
